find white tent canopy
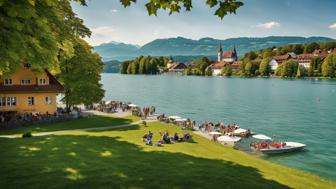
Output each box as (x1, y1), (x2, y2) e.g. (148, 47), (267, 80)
(217, 136), (241, 142)
(128, 104), (138, 108)
(209, 131), (222, 135)
(105, 101), (112, 105)
(252, 134), (272, 140)
(233, 128), (247, 134)
(175, 118), (188, 122)
(168, 116), (181, 120)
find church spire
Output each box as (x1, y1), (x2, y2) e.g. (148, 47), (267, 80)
(218, 42), (223, 62)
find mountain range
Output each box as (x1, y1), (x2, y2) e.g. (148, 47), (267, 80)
(94, 36), (335, 62)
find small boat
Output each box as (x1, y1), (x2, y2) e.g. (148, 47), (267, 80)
(259, 142), (306, 154)
(251, 134), (306, 154)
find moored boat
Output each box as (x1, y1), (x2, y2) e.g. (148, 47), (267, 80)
(259, 142), (306, 154)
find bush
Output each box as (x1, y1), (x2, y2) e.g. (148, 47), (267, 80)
(142, 120), (147, 126)
(22, 132), (33, 138)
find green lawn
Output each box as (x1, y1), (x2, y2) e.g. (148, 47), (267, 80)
(0, 115), (140, 135)
(0, 117), (334, 189)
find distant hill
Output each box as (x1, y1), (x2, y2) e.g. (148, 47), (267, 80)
(94, 36), (335, 61)
(103, 60), (122, 73)
(94, 42), (139, 61)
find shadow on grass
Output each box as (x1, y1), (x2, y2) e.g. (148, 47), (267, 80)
(0, 135), (291, 189)
(0, 115), (137, 135)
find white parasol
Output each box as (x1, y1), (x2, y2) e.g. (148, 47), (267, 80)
(252, 134), (272, 140)
(209, 131), (222, 135)
(233, 128), (247, 134)
(217, 136), (241, 142)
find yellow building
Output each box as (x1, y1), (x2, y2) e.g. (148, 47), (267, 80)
(0, 64), (63, 114)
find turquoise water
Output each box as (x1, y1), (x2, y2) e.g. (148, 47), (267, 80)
(102, 74), (336, 180)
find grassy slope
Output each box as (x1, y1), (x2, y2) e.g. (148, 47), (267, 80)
(0, 115), (140, 135)
(0, 117), (334, 189)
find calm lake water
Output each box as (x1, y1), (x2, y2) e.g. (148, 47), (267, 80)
(102, 73), (336, 180)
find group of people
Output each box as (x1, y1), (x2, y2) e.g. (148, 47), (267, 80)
(157, 114), (196, 130)
(198, 121), (240, 135)
(250, 141), (286, 150)
(0, 110), (73, 128)
(142, 106), (155, 119)
(143, 131), (192, 146)
(96, 101), (130, 113)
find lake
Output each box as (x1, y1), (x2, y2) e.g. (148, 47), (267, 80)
(102, 73), (336, 180)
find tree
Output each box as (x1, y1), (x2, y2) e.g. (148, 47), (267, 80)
(0, 0), (90, 75)
(127, 62), (133, 74)
(139, 57), (146, 74)
(244, 62), (253, 76)
(259, 57), (270, 76)
(59, 39), (105, 112)
(221, 66), (232, 76)
(1, 0), (243, 76)
(321, 54), (336, 78)
(280, 60), (298, 77)
(296, 65), (306, 78)
(120, 0), (243, 19)
(304, 42), (320, 53)
(120, 61), (130, 74)
(293, 44), (304, 55)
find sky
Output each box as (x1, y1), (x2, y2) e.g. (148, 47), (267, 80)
(72, 0), (336, 46)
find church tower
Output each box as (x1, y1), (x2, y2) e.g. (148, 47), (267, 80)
(218, 42), (223, 62)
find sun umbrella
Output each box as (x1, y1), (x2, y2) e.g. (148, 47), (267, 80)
(217, 136), (241, 142)
(233, 128), (247, 134)
(175, 118), (188, 122)
(252, 134), (272, 140)
(168, 116), (181, 119)
(209, 131), (222, 135)
(128, 104), (138, 108)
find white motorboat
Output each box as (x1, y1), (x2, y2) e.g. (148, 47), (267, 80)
(259, 142), (306, 154)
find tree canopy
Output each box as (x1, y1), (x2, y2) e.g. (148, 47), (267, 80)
(120, 0), (243, 19)
(0, 0), (90, 75)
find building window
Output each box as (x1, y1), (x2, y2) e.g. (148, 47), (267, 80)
(21, 79), (31, 85)
(39, 78), (47, 85)
(0, 97), (6, 106)
(45, 96), (52, 105)
(4, 78), (12, 86)
(28, 97), (35, 106)
(6, 97), (16, 106)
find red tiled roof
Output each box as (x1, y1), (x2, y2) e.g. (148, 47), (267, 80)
(297, 53), (313, 60)
(170, 63), (187, 70)
(273, 54), (290, 61)
(223, 50), (236, 58)
(210, 61), (230, 69)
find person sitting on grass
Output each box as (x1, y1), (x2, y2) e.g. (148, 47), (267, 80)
(162, 132), (171, 144)
(173, 133), (179, 142)
(183, 133), (192, 142)
(143, 131), (153, 145)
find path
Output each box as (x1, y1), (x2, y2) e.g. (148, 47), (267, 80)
(0, 115), (158, 139)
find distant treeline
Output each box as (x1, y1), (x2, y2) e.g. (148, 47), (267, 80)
(120, 56), (169, 74)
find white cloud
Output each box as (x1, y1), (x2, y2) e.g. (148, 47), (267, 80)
(91, 26), (115, 37)
(110, 9), (118, 13)
(329, 23), (336, 30)
(86, 26), (117, 46)
(256, 21), (280, 29)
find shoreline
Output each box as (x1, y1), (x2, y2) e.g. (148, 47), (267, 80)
(102, 72), (336, 80)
